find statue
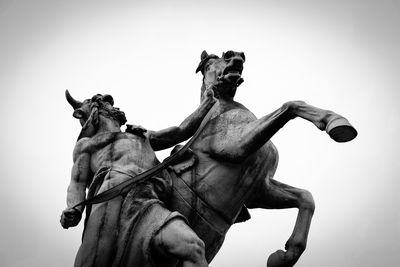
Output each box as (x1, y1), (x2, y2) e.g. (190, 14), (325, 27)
(165, 50), (357, 267)
(60, 89), (216, 267)
(62, 50), (357, 267)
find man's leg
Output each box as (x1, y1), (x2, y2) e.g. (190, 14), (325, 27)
(152, 218), (208, 267)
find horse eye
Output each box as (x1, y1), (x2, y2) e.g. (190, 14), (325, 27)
(225, 50), (234, 59)
(103, 94), (114, 106)
(91, 95), (101, 102)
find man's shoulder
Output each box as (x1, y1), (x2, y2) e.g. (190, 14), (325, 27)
(73, 132), (126, 152)
(75, 137), (91, 149)
(73, 137), (91, 161)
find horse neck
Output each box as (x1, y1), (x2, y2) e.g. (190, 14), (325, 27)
(201, 81), (236, 103)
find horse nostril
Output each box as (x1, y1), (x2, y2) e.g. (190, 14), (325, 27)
(240, 52), (245, 62)
(232, 56), (244, 65)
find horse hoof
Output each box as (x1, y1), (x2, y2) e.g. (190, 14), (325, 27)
(267, 250), (287, 267)
(326, 116), (357, 142)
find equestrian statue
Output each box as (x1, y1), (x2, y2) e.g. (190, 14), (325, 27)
(61, 50), (357, 267)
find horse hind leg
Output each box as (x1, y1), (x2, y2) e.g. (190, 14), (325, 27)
(246, 179), (315, 267)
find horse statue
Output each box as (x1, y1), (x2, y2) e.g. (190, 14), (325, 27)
(166, 50), (357, 267)
(66, 50), (357, 267)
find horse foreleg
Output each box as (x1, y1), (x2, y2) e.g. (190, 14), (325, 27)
(246, 179), (315, 267)
(221, 101), (356, 161)
(286, 101), (357, 142)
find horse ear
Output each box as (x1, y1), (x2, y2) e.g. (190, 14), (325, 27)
(196, 50), (209, 73)
(200, 50), (208, 60)
(103, 94), (114, 106)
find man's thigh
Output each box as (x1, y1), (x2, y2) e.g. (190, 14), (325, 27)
(152, 218), (205, 265)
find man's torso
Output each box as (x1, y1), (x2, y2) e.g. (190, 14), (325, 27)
(81, 131), (159, 176)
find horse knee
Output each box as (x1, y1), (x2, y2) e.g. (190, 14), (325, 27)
(281, 101), (305, 119)
(282, 101), (305, 112)
(282, 101), (295, 115)
(299, 190), (315, 213)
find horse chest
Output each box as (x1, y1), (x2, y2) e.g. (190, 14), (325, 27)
(196, 108), (255, 154)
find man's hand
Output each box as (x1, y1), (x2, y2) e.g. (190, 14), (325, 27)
(202, 86), (216, 104)
(126, 124), (147, 138)
(202, 72), (217, 103)
(60, 207), (82, 229)
(204, 70), (223, 90)
(148, 75), (217, 151)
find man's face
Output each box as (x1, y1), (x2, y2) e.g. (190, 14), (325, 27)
(72, 99), (92, 126)
(67, 93), (119, 126)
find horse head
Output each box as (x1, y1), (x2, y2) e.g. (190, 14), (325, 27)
(196, 50), (245, 99)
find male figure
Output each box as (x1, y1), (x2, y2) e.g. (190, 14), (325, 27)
(60, 89), (215, 267)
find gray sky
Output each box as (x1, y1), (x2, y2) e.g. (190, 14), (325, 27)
(0, 0), (399, 266)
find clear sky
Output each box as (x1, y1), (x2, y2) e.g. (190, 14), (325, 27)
(0, 0), (399, 266)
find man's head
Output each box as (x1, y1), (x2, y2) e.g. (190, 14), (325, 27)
(66, 91), (127, 139)
(66, 90), (126, 126)
(196, 50), (245, 99)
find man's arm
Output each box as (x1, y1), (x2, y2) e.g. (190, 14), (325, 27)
(60, 139), (91, 229)
(149, 88), (216, 151)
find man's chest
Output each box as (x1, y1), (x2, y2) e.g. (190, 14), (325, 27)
(90, 132), (156, 165)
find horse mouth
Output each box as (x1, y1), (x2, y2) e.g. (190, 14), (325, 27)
(223, 66), (243, 76)
(219, 66), (243, 85)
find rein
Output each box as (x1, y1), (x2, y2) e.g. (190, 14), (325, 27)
(72, 102), (217, 209)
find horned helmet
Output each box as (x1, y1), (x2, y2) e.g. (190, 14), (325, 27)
(65, 90), (126, 139)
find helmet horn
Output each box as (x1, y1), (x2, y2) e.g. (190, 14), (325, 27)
(65, 90), (82, 109)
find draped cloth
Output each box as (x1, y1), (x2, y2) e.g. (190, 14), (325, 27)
(74, 167), (185, 267)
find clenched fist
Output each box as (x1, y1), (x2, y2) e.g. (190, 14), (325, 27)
(60, 207), (82, 229)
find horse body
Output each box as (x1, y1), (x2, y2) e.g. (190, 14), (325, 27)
(190, 102), (277, 220)
(169, 99), (279, 262)
(168, 50), (357, 267)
